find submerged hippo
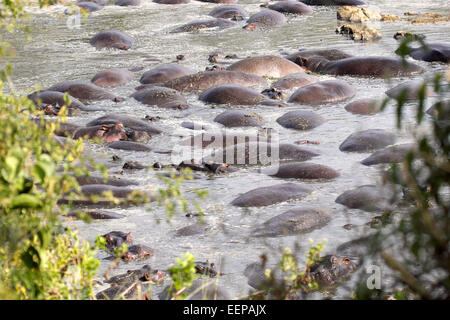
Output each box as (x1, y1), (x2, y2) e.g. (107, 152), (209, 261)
(86, 114), (163, 136)
(253, 207), (331, 237)
(227, 55), (304, 78)
(140, 64), (195, 85)
(288, 80), (356, 104)
(209, 5), (248, 20)
(96, 282), (151, 300)
(214, 110), (264, 127)
(271, 72), (318, 90)
(344, 98), (381, 115)
(161, 70), (268, 92)
(122, 244), (154, 261)
(285, 48), (353, 63)
(106, 265), (153, 285)
(268, 1), (313, 15)
(299, 0), (365, 5)
(102, 231), (133, 250)
(296, 56), (425, 77)
(115, 0), (141, 5)
(107, 141), (152, 152)
(46, 81), (119, 101)
(276, 110), (325, 130)
(78, 184), (137, 198)
(196, 0), (237, 3)
(426, 100), (450, 121)
(159, 279), (230, 300)
(406, 42), (450, 63)
(131, 86), (188, 109)
(27, 90), (99, 114)
(89, 30), (133, 50)
(79, 0), (106, 5)
(335, 185), (391, 212)
(73, 174), (138, 186)
(72, 123), (128, 142)
(231, 183), (312, 207)
(77, 2), (103, 11)
(339, 129), (396, 152)
(174, 223), (210, 237)
(385, 80), (433, 101)
(306, 255), (357, 286)
(153, 0), (190, 3)
(269, 162), (340, 179)
(361, 143), (415, 166)
(91, 68), (134, 87)
(199, 84), (275, 105)
(170, 18), (235, 33)
(67, 210), (125, 220)
(244, 9), (287, 30)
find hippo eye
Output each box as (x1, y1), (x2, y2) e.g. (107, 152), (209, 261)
(343, 258), (351, 264)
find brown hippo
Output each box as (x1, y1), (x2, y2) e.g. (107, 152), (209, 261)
(139, 64), (195, 85)
(306, 255), (357, 287)
(361, 143), (415, 166)
(268, 1), (313, 15)
(66, 210), (125, 220)
(46, 81), (119, 101)
(269, 162), (340, 179)
(153, 0), (190, 3)
(161, 70), (268, 92)
(227, 55), (304, 78)
(89, 30), (133, 50)
(253, 207), (331, 237)
(271, 72), (318, 89)
(244, 9), (287, 30)
(385, 80), (433, 101)
(121, 245), (154, 261)
(344, 98), (381, 115)
(288, 80), (356, 104)
(86, 114), (163, 136)
(214, 110), (264, 127)
(296, 56), (425, 77)
(77, 2), (103, 11)
(299, 0), (365, 5)
(199, 84), (276, 105)
(174, 223), (210, 237)
(91, 68), (134, 87)
(27, 90), (103, 114)
(78, 184), (137, 198)
(276, 110), (325, 130)
(131, 86), (188, 109)
(170, 18), (236, 33)
(102, 230), (133, 251)
(159, 279), (230, 300)
(231, 183), (312, 207)
(179, 131), (262, 149)
(285, 48), (353, 63)
(107, 141), (152, 152)
(73, 174), (138, 186)
(209, 5), (248, 20)
(406, 42), (450, 63)
(96, 282), (151, 300)
(115, 0), (140, 5)
(335, 185), (391, 212)
(72, 123), (128, 142)
(339, 129), (396, 152)
(79, 0), (106, 5)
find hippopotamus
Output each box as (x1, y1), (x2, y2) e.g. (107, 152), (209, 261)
(285, 48), (353, 63)
(288, 80), (356, 104)
(426, 100), (450, 121)
(79, 0), (106, 5)
(121, 244), (154, 261)
(139, 64), (195, 85)
(204, 141), (319, 165)
(106, 265), (153, 285)
(86, 114), (163, 136)
(174, 223), (210, 237)
(78, 184), (137, 198)
(170, 18), (235, 33)
(267, 1), (313, 15)
(181, 121), (209, 131)
(299, 0), (365, 5)
(107, 141), (152, 152)
(66, 210), (125, 220)
(196, 0), (237, 3)
(27, 90), (102, 114)
(208, 5), (248, 20)
(271, 72), (318, 90)
(123, 161), (147, 170)
(306, 254), (357, 287)
(344, 98), (381, 115)
(91, 68), (134, 87)
(199, 84), (278, 105)
(231, 183), (311, 207)
(46, 81), (119, 101)
(335, 185), (391, 212)
(276, 110), (325, 130)
(102, 231), (133, 250)
(385, 80), (433, 101)
(194, 261), (219, 277)
(131, 86), (188, 110)
(243, 9), (287, 30)
(214, 110), (264, 127)
(227, 56), (304, 78)
(406, 42), (450, 63)
(161, 70), (268, 92)
(253, 207), (331, 237)
(77, 2), (103, 11)
(295, 56), (425, 77)
(360, 143), (415, 166)
(72, 123), (128, 142)
(89, 30), (133, 50)
(115, 0), (140, 5)
(73, 174), (138, 186)
(339, 129), (397, 152)
(179, 131), (263, 149)
(159, 279), (230, 300)
(153, 0), (190, 3)
(96, 282), (151, 300)
(269, 162), (340, 179)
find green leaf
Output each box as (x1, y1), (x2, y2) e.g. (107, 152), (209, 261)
(10, 194), (43, 209)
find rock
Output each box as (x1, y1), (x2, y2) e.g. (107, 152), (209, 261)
(381, 14), (400, 21)
(337, 6), (381, 22)
(336, 24), (382, 41)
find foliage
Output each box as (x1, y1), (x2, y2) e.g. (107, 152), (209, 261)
(167, 252), (199, 300)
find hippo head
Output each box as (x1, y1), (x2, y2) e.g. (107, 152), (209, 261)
(162, 101), (189, 110)
(310, 255), (357, 285)
(99, 123), (128, 142)
(205, 65), (225, 72)
(231, 15), (244, 22)
(261, 88), (287, 100)
(43, 104), (61, 115)
(294, 56), (329, 72)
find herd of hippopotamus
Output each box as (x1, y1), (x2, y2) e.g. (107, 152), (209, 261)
(28, 0), (450, 299)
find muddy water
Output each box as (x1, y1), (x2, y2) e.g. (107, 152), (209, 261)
(6, 0), (450, 299)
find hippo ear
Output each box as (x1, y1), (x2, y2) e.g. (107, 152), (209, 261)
(330, 256), (339, 264)
(115, 122), (124, 130)
(101, 125), (110, 132)
(342, 258), (351, 265)
(295, 56), (309, 67)
(126, 232), (133, 243)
